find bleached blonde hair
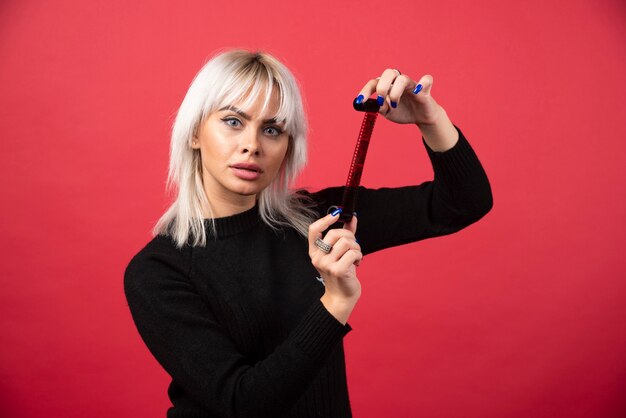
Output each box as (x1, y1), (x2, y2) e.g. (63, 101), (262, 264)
(153, 49), (315, 248)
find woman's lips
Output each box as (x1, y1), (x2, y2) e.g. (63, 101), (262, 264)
(230, 163), (262, 180)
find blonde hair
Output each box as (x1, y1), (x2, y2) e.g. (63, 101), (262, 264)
(153, 49), (315, 248)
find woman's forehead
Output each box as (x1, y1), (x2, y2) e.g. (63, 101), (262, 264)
(222, 88), (284, 121)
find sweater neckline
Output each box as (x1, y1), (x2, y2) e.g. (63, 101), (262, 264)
(203, 205), (260, 238)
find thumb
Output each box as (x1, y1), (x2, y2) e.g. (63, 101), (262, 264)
(343, 213), (358, 235)
(415, 74), (434, 96)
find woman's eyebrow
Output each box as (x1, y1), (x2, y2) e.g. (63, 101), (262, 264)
(218, 105), (282, 124)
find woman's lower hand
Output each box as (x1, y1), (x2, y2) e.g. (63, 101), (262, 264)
(308, 210), (362, 324)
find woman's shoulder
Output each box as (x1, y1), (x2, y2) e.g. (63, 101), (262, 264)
(124, 234), (192, 291)
(129, 233), (189, 260)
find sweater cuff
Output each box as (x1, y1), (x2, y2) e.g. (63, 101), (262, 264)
(422, 125), (485, 184)
(291, 299), (351, 361)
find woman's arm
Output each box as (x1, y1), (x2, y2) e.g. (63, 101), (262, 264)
(418, 105), (459, 152)
(308, 122), (492, 256)
(314, 69), (493, 254)
(124, 237), (350, 418)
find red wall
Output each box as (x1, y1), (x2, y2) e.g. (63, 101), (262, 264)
(1, 0), (625, 416)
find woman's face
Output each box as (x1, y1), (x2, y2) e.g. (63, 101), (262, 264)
(192, 90), (290, 215)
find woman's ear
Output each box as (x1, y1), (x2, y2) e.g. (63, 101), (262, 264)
(191, 123), (201, 149)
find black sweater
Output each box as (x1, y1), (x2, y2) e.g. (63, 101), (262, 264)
(124, 126), (492, 418)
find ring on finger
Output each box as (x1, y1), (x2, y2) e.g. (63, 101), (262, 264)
(314, 238), (333, 254)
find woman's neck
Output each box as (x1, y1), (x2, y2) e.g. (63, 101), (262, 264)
(204, 194), (257, 219)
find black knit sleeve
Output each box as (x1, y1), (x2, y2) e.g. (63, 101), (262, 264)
(124, 236), (350, 418)
(308, 125), (493, 255)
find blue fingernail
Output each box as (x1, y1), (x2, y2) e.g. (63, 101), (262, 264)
(413, 84), (423, 94)
(377, 95), (384, 106)
(356, 94), (364, 104)
(331, 208), (343, 216)
(352, 211), (357, 217)
(390, 101), (397, 108)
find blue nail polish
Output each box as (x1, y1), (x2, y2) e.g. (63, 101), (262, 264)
(413, 84), (423, 94)
(352, 211), (357, 217)
(355, 94), (364, 105)
(331, 208), (343, 216)
(376, 95), (384, 106)
(390, 101), (397, 108)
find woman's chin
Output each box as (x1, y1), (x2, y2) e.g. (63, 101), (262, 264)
(230, 179), (270, 197)
(230, 185), (263, 198)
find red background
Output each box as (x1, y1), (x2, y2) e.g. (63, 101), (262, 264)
(1, 0), (625, 416)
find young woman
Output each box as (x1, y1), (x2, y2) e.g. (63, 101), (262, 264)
(124, 49), (492, 418)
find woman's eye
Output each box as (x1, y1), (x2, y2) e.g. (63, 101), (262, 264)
(222, 118), (242, 128)
(264, 126), (283, 136)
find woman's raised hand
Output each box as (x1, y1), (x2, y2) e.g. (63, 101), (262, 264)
(355, 69), (443, 127)
(356, 68), (460, 152)
(308, 210), (362, 325)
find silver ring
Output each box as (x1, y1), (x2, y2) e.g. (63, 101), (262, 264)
(315, 238), (333, 254)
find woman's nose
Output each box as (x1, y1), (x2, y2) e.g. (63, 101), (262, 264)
(240, 129), (261, 156)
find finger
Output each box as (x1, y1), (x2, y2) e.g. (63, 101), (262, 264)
(374, 68), (404, 114)
(342, 216), (360, 265)
(388, 75), (415, 109)
(354, 68), (402, 105)
(335, 248), (363, 271)
(355, 78), (379, 104)
(342, 213), (358, 235)
(312, 239), (360, 272)
(322, 228), (356, 246)
(322, 215), (358, 246)
(414, 74), (434, 96)
(326, 236), (361, 262)
(308, 209), (342, 249)
(376, 68), (402, 99)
